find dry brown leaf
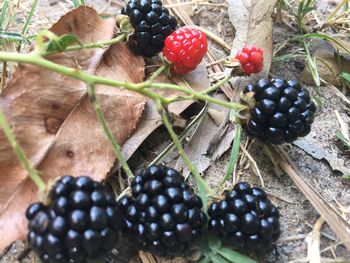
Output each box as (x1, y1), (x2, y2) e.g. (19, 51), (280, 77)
(121, 63), (209, 161)
(0, 8), (146, 251)
(229, 0), (278, 86)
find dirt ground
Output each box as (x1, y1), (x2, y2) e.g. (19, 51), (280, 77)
(0, 0), (349, 262)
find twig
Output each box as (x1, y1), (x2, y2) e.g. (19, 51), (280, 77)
(1, 61), (6, 91)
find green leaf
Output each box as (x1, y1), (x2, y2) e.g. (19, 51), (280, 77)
(341, 72), (350, 84)
(71, 0), (86, 7)
(212, 254), (229, 263)
(46, 34), (82, 53)
(216, 247), (257, 263)
(199, 256), (211, 263)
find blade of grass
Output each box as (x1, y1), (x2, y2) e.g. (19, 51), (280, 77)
(0, 0), (9, 31)
(218, 123), (242, 189)
(21, 0), (38, 35)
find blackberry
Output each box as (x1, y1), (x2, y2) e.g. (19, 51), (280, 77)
(121, 0), (177, 57)
(26, 176), (122, 263)
(118, 165), (206, 257)
(207, 182), (280, 253)
(242, 78), (316, 144)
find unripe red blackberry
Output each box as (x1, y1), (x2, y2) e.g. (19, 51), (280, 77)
(118, 165), (207, 257)
(207, 182), (280, 253)
(26, 176), (122, 263)
(242, 78), (316, 144)
(121, 0), (177, 57)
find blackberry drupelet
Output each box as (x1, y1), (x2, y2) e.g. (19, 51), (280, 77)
(26, 176), (122, 263)
(118, 165), (206, 257)
(121, 0), (177, 57)
(242, 78), (316, 144)
(207, 182), (280, 253)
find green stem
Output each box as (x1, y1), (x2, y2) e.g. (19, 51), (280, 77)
(0, 110), (46, 191)
(0, 51), (245, 112)
(156, 100), (213, 209)
(218, 123), (242, 189)
(43, 33), (127, 56)
(154, 82), (244, 110)
(201, 74), (232, 94)
(86, 83), (134, 178)
(147, 64), (169, 82)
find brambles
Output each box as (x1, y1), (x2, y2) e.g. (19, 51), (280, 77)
(121, 0), (177, 57)
(235, 46), (264, 75)
(242, 78), (316, 144)
(163, 27), (208, 74)
(118, 165), (206, 257)
(26, 176), (122, 263)
(207, 182), (280, 253)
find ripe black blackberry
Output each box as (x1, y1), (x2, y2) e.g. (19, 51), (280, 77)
(207, 182), (280, 253)
(121, 0), (177, 57)
(242, 78), (316, 144)
(26, 176), (122, 263)
(118, 165), (206, 257)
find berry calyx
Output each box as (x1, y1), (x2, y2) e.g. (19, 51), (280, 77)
(235, 46), (264, 75)
(207, 182), (280, 253)
(242, 78), (316, 144)
(118, 165), (206, 257)
(121, 0), (178, 57)
(163, 27), (208, 74)
(26, 176), (122, 263)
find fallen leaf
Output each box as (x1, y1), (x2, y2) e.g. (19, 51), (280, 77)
(121, 62), (209, 161)
(0, 6), (115, 212)
(228, 0), (278, 85)
(0, 7), (146, 251)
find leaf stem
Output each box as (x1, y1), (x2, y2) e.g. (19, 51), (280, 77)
(156, 100), (213, 209)
(201, 74), (232, 94)
(43, 33), (127, 56)
(86, 83), (134, 178)
(147, 64), (169, 82)
(0, 110), (46, 191)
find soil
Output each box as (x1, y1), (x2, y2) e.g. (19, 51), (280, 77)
(0, 0), (349, 263)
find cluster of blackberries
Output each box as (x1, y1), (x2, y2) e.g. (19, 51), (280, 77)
(26, 168), (281, 261)
(26, 176), (122, 263)
(243, 78), (316, 144)
(208, 182), (280, 252)
(117, 165), (206, 256)
(121, 0), (177, 57)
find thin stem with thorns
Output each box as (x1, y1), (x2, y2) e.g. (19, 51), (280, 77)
(0, 110), (46, 191)
(156, 100), (213, 209)
(86, 83), (134, 178)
